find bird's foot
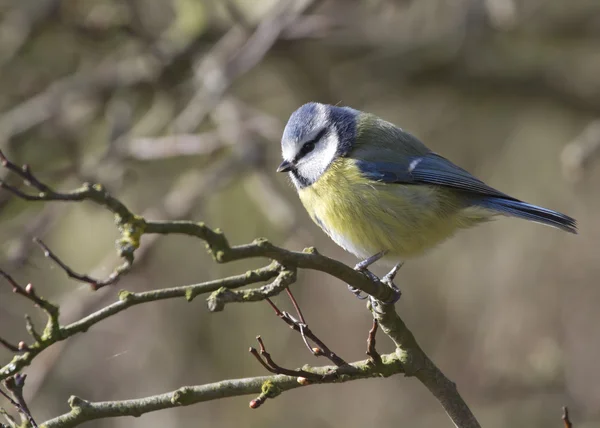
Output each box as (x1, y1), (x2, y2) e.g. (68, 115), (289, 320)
(348, 251), (387, 300)
(347, 251), (403, 303)
(347, 268), (380, 300)
(365, 262), (403, 310)
(380, 262), (403, 304)
(347, 284), (368, 300)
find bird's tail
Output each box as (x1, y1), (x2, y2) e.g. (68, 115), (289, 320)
(475, 197), (577, 234)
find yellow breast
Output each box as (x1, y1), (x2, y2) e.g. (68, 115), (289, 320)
(298, 158), (488, 260)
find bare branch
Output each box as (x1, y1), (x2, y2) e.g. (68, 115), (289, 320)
(0, 150), (134, 219)
(371, 301), (479, 427)
(0, 152), (481, 427)
(0, 150), (142, 288)
(0, 269), (58, 316)
(11, 162), (247, 399)
(251, 336), (329, 381)
(0, 337), (19, 353)
(366, 319), (381, 365)
(264, 297), (347, 367)
(24, 315), (42, 344)
(206, 268), (296, 311)
(1, 374), (37, 427)
(33, 238), (127, 290)
(42, 352), (403, 428)
(0, 264), (280, 380)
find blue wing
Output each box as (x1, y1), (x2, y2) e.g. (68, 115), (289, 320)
(356, 152), (514, 199)
(355, 153), (577, 234)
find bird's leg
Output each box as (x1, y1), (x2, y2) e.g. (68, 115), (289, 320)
(382, 261), (402, 285)
(354, 251), (387, 271)
(347, 251), (387, 299)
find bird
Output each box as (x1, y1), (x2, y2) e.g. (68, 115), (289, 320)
(276, 102), (577, 302)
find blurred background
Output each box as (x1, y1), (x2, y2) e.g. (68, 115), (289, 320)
(0, 0), (598, 426)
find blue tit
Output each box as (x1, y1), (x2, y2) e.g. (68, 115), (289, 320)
(276, 102), (577, 282)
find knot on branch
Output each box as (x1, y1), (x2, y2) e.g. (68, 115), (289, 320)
(118, 290), (134, 302)
(116, 215), (146, 259)
(204, 227), (230, 262)
(171, 387), (194, 406)
(260, 380), (281, 399)
(252, 238), (271, 248)
(68, 395), (91, 412)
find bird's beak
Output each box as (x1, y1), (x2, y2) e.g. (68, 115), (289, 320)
(276, 160), (293, 173)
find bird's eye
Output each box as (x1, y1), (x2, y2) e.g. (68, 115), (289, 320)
(301, 141), (316, 155)
(298, 129), (326, 158)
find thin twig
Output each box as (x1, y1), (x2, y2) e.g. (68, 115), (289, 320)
(0, 153), (52, 193)
(284, 287), (315, 355)
(0, 338), (19, 353)
(366, 318), (381, 364)
(24, 315), (42, 343)
(0, 269), (56, 314)
(248, 348), (277, 374)
(0, 151), (140, 290)
(253, 336), (324, 381)
(0, 149), (134, 219)
(0, 265), (279, 380)
(562, 406), (573, 428)
(1, 374), (37, 427)
(285, 287), (307, 325)
(33, 238), (126, 290)
(264, 298), (347, 366)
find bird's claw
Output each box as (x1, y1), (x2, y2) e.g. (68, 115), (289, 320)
(348, 264), (380, 300)
(347, 284), (368, 300)
(348, 254), (402, 304)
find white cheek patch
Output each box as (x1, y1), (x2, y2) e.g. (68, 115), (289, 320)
(296, 133), (339, 184)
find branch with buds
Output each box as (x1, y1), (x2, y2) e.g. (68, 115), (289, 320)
(0, 151), (480, 428)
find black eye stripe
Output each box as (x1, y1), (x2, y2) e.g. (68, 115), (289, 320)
(311, 128), (327, 145)
(300, 141), (315, 155)
(295, 128), (327, 161)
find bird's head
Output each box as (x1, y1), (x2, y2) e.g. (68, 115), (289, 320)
(278, 102), (359, 188)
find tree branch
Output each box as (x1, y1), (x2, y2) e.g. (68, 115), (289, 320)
(41, 353), (403, 428)
(0, 264), (281, 380)
(1, 374), (38, 428)
(263, 296), (347, 366)
(0, 151), (480, 428)
(206, 268), (296, 312)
